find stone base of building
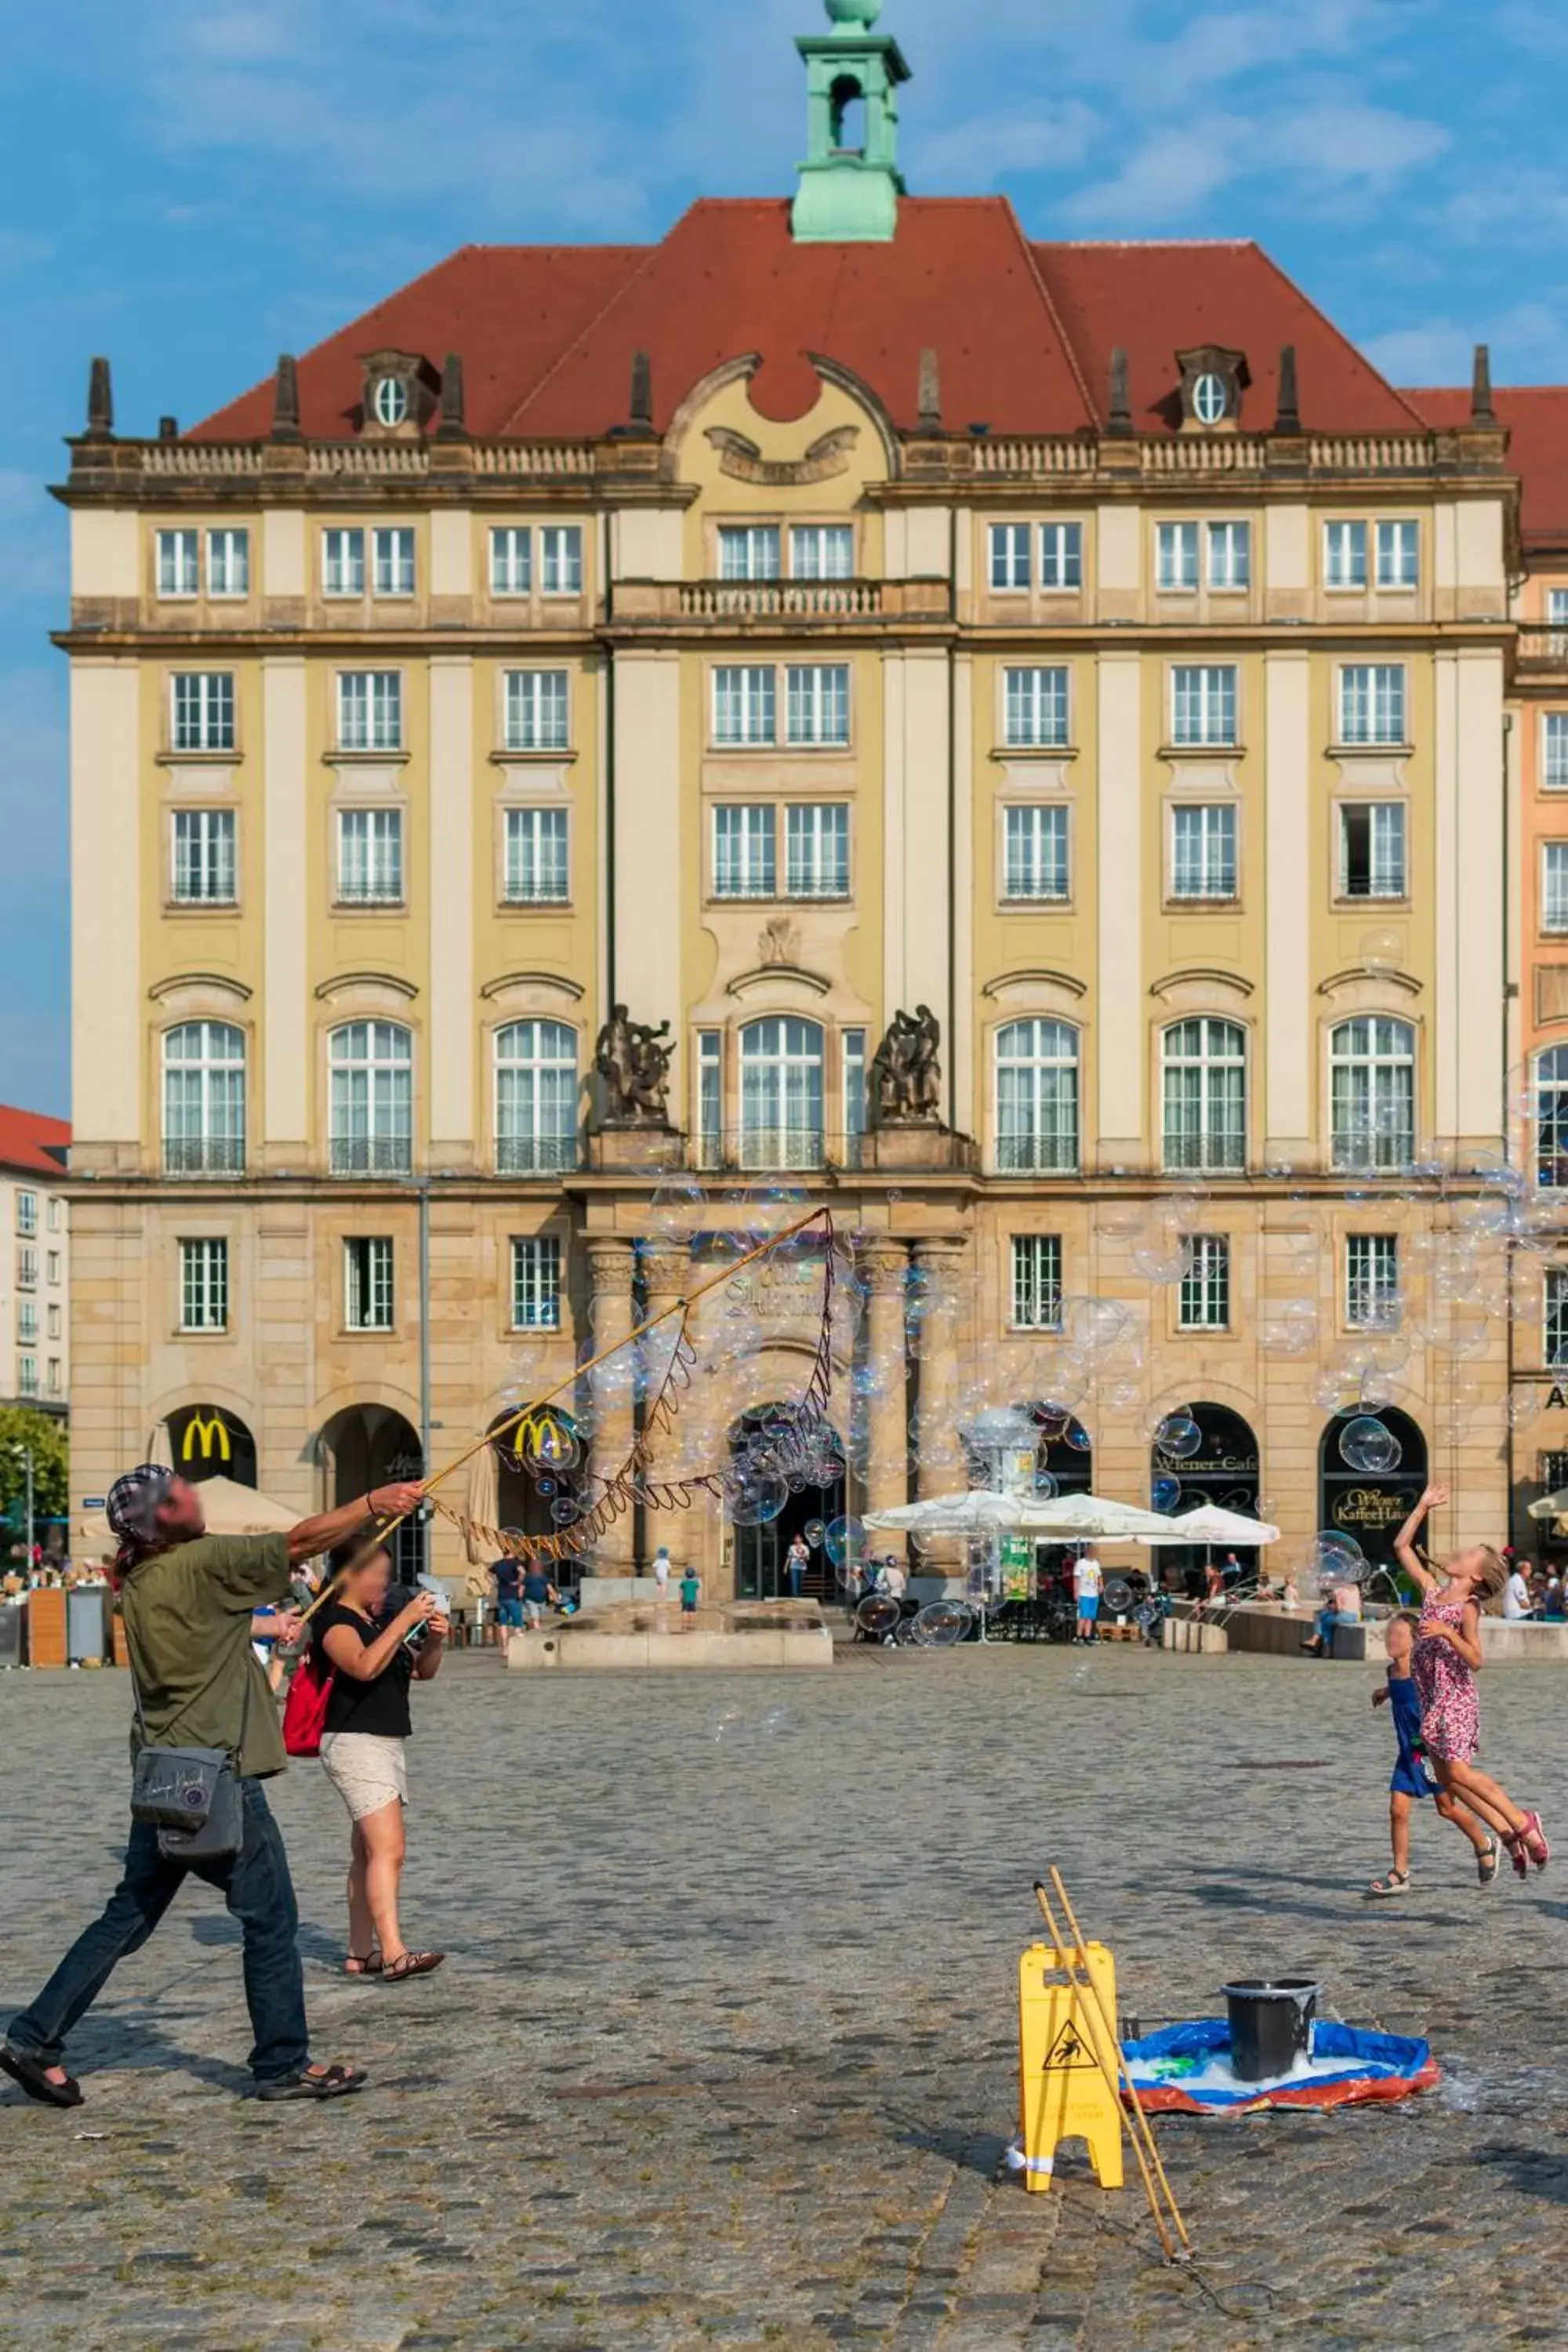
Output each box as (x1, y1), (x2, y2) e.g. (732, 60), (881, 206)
(507, 1619), (834, 1671)
(861, 1123), (975, 1172)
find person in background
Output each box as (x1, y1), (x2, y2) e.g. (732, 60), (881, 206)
(653, 1545), (673, 1604)
(1502, 1559), (1534, 1621)
(678, 1566), (701, 1628)
(521, 1564), (557, 1629)
(1281, 1573), (1301, 1610)
(1073, 1546), (1103, 1644)
(881, 1554), (907, 1602)
(785, 1533), (811, 1599)
(1301, 1577), (1363, 1658)
(1220, 1550), (1243, 1590)
(491, 1555), (524, 1646)
(1544, 1574), (1566, 1622)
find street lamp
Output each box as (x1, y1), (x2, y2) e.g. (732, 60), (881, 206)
(9, 1442), (34, 1568)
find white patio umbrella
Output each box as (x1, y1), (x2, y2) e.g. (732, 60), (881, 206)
(1136, 1505), (1282, 1548)
(1527, 1489), (1568, 1522)
(863, 1490), (1086, 1537)
(1020, 1493), (1189, 1541)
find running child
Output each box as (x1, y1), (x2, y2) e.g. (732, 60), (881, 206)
(1392, 1485), (1548, 1877)
(1367, 1610), (1498, 1896)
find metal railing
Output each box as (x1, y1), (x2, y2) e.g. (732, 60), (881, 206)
(328, 1135), (414, 1178)
(495, 1134), (582, 1176)
(691, 1127), (865, 1175)
(1518, 624), (1568, 668)
(162, 1137), (246, 1178)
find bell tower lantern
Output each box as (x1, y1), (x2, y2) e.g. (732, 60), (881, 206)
(791, 0), (911, 245)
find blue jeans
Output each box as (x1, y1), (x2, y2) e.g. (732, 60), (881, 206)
(8, 1778), (309, 2085)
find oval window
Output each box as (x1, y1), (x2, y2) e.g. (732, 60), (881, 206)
(372, 376), (409, 428)
(1192, 372), (1229, 425)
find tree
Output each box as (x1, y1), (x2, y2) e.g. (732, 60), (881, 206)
(0, 1408), (69, 1529)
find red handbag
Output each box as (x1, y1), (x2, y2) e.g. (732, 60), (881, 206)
(281, 1652), (334, 1759)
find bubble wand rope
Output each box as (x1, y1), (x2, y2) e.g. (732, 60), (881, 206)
(296, 1206), (837, 1626)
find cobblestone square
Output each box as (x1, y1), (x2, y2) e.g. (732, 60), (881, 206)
(2, 1645), (1564, 2350)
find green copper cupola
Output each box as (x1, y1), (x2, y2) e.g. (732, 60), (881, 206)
(791, 0), (910, 244)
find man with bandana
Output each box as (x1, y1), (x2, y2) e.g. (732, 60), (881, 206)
(1, 1462), (424, 2108)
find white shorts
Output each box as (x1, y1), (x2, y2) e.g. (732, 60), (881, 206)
(320, 1731), (408, 1820)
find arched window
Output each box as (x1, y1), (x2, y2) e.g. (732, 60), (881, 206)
(1534, 1044), (1568, 1189)
(328, 1020), (412, 1176)
(739, 1018), (825, 1170)
(495, 1020), (579, 1174)
(162, 1021), (245, 1176)
(1330, 1016), (1415, 1170)
(995, 1019), (1080, 1173)
(829, 74), (867, 155)
(1162, 1018), (1246, 1172)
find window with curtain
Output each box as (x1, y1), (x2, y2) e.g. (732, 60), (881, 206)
(995, 1019), (1080, 1173)
(1162, 1018), (1246, 1171)
(785, 804), (849, 898)
(1330, 1016), (1415, 1170)
(495, 1020), (578, 1174)
(504, 670), (570, 752)
(1004, 805), (1069, 901)
(1534, 1044), (1568, 1189)
(328, 1020), (413, 1176)
(162, 1021), (246, 1175)
(790, 524), (854, 580)
(713, 804), (776, 898)
(336, 808), (404, 904)
(503, 807), (569, 903)
(739, 1018), (826, 1170)
(719, 526), (782, 580)
(1171, 665), (1237, 746)
(1170, 804), (1236, 900)
(172, 808), (237, 904)
(1004, 666), (1069, 748)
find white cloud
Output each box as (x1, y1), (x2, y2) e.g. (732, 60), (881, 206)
(1359, 318), (1474, 383)
(1363, 298), (1568, 386)
(1065, 120), (1246, 228)
(1269, 102), (1449, 182)
(918, 102), (1099, 186)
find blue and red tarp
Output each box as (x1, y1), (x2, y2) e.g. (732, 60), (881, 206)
(1122, 2020), (1439, 2115)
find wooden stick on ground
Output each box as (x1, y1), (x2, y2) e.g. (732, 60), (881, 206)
(1046, 1866), (1192, 2256)
(1032, 1879), (1175, 2263)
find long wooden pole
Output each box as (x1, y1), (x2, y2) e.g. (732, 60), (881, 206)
(297, 1206), (835, 1624)
(1044, 1867), (1192, 2255)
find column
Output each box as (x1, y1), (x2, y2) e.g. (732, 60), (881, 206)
(635, 1241), (692, 1568)
(913, 1236), (968, 1509)
(612, 650), (682, 1053)
(584, 1236), (637, 1577)
(427, 654), (475, 1163)
(862, 1243), (910, 1547)
(261, 655), (308, 1160)
(1263, 650), (1311, 1162)
(1095, 652), (1142, 1162)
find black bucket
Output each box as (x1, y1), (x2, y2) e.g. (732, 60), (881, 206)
(1221, 1980), (1319, 2082)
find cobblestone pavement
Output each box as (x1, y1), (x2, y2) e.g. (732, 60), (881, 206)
(2, 1641), (1566, 2350)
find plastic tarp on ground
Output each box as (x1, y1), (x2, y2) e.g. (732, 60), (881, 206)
(1123, 2020), (1439, 2115)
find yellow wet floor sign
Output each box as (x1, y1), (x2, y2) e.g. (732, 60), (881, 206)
(1017, 1939), (1124, 2192)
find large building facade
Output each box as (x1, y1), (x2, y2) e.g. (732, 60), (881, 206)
(60, 2), (1568, 1586)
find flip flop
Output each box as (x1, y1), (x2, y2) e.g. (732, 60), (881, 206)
(383, 1951), (445, 1981)
(343, 1953), (384, 1976)
(254, 2063), (368, 2103)
(0, 2045), (84, 2109)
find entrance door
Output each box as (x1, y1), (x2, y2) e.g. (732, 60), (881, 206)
(1152, 1403), (1261, 1592)
(730, 1407), (846, 1599)
(323, 1405), (426, 1582)
(1319, 1407), (1428, 1570)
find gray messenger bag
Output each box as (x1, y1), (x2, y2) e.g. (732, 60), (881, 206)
(128, 1655), (249, 1862)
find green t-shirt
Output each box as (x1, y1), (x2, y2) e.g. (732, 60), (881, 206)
(121, 1533), (292, 1780)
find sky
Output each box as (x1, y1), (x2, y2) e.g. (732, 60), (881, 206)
(2, 0), (1565, 1117)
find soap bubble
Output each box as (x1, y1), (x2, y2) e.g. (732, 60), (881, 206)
(1064, 1421), (1093, 1454)
(1360, 925), (1403, 976)
(1339, 1414), (1402, 1473)
(1131, 1211), (1194, 1285)
(1315, 1530), (1367, 1583)
(804, 1518), (826, 1548)
(822, 1514), (866, 1569)
(1152, 1474), (1181, 1513)
(728, 1469), (789, 1526)
(915, 1601), (972, 1648)
(1154, 1411), (1203, 1460)
(1033, 1468), (1059, 1500)
(645, 1174), (706, 1243)
(1060, 1294), (1131, 1354)
(855, 1594), (902, 1639)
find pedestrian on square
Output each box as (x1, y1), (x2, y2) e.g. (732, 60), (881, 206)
(521, 1564), (557, 1629)
(1502, 1559), (1534, 1621)
(1073, 1545), (1103, 1642)
(314, 1543), (447, 1982)
(679, 1568), (701, 1627)
(1393, 1484), (1549, 1876)
(0, 1462), (423, 2110)
(785, 1533), (810, 1599)
(491, 1554), (524, 1644)
(1367, 1612), (1498, 1896)
(653, 1544), (673, 1602)
(880, 1554), (907, 1602)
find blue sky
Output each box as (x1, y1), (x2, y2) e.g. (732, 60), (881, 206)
(2, 0), (1564, 1116)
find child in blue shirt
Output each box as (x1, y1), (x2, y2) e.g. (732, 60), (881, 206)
(1369, 1613), (1498, 1895)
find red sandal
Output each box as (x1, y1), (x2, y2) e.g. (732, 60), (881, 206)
(1504, 1829), (1530, 1879)
(1519, 1810), (1550, 1871)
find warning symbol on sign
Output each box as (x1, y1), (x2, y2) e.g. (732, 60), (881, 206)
(1042, 2016), (1097, 2071)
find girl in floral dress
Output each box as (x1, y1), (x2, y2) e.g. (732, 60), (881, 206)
(1393, 1486), (1548, 1878)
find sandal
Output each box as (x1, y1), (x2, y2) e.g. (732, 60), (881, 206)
(1477, 1838), (1501, 1886)
(343, 1953), (383, 1976)
(255, 2062), (368, 2103)
(1520, 1809), (1551, 1871)
(383, 1951), (445, 1981)
(0, 2045), (84, 2109)
(1367, 1869), (1410, 1898)
(1504, 1828), (1531, 1879)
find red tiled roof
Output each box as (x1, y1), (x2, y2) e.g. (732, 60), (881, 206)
(194, 198), (1436, 446)
(1404, 384), (1568, 549)
(0, 1105), (70, 1179)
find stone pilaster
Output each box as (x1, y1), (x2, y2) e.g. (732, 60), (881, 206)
(862, 1243), (911, 1552)
(584, 1236), (637, 1575)
(636, 1241), (694, 1567)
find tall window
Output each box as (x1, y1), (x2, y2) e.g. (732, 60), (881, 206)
(1178, 1234), (1231, 1330)
(336, 808), (404, 905)
(206, 528), (249, 598)
(995, 1019), (1080, 1174)
(1207, 521), (1250, 589)
(163, 1021), (246, 1175)
(1162, 1018), (1246, 1171)
(1170, 804), (1237, 901)
(14, 1192), (35, 1236)
(1040, 523), (1083, 590)
(1544, 713), (1568, 789)
(1004, 805), (1069, 901)
(540, 526), (582, 594)
(1552, 589), (1568, 655)
(786, 664), (850, 747)
(503, 808), (569, 903)
(1338, 664), (1406, 746)
(156, 528), (200, 597)
(17, 1356), (37, 1399)
(1156, 522), (1200, 591)
(1346, 1234), (1399, 1327)
(1534, 1044), (1568, 1189)
(713, 804), (776, 898)
(495, 1021), (578, 1174)
(1324, 519), (1367, 588)
(1171, 666), (1237, 746)
(1377, 520), (1419, 589)
(344, 1236), (394, 1331)
(328, 1021), (412, 1177)
(696, 1030), (723, 1170)
(16, 1246), (36, 1290)
(989, 524), (1031, 590)
(180, 1238), (230, 1333)
(786, 804), (849, 898)
(739, 1018), (825, 1170)
(790, 524), (854, 580)
(1011, 1234), (1063, 1330)
(1330, 1015), (1415, 1170)
(511, 1236), (563, 1330)
(16, 1303), (34, 1341)
(490, 527), (532, 596)
(719, 526), (781, 581)
(172, 809), (237, 904)
(1544, 843), (1568, 934)
(713, 666), (775, 746)
(1005, 666), (1069, 748)
(322, 527), (365, 597)
(372, 527), (415, 597)
(1339, 803), (1406, 899)
(1548, 1269), (1568, 1370)
(338, 672), (402, 751)
(844, 1027), (867, 1165)
(172, 673), (235, 753)
(504, 670), (569, 752)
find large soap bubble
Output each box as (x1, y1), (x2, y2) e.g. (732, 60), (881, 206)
(822, 1514), (866, 1570)
(1152, 1474), (1181, 1513)
(1315, 1530), (1367, 1583)
(1338, 1414), (1402, 1473)
(1154, 1411), (1203, 1459)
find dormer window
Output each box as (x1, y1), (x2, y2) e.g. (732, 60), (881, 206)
(358, 348), (433, 436)
(1174, 346), (1248, 432)
(1192, 373), (1228, 426)
(372, 376), (409, 429)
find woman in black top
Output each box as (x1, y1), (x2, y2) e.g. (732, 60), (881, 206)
(315, 1544), (448, 1981)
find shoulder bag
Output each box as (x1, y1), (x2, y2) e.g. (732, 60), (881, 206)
(127, 1642), (249, 1862)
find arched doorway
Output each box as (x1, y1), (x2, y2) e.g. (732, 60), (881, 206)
(321, 1404), (424, 1581)
(165, 1403), (257, 1488)
(961, 1403), (1093, 1598)
(729, 1405), (845, 1600)
(489, 1405), (588, 1586)
(1151, 1403), (1260, 1595)
(1319, 1406), (1428, 1570)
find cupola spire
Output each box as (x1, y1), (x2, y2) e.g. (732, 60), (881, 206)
(792, 0), (910, 244)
